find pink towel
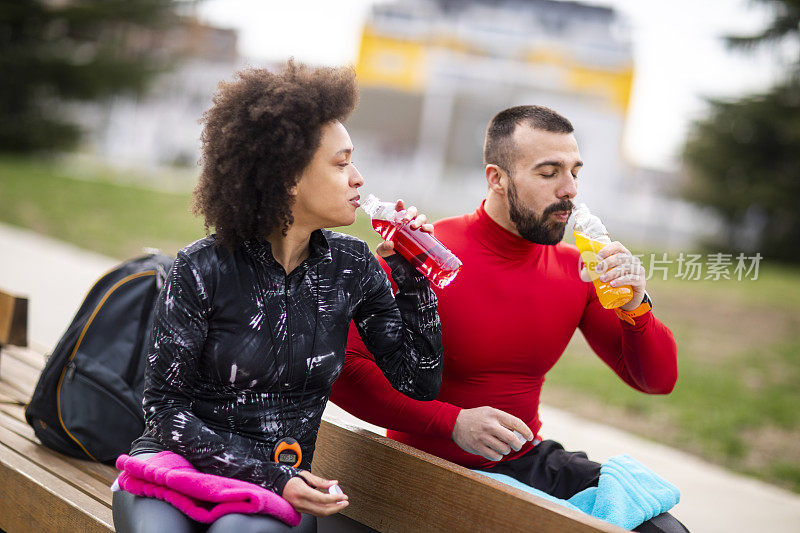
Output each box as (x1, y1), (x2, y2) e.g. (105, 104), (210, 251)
(115, 451), (301, 526)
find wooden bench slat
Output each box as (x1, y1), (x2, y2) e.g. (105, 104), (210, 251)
(0, 378), (29, 405)
(74, 458), (119, 487)
(0, 421), (112, 507)
(0, 404), (39, 439)
(0, 386), (27, 406)
(0, 408), (119, 486)
(0, 346), (41, 396)
(0, 397), (29, 425)
(3, 344), (48, 372)
(0, 439), (113, 532)
(315, 417), (624, 533)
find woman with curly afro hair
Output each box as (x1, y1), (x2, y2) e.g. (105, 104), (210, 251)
(113, 61), (443, 533)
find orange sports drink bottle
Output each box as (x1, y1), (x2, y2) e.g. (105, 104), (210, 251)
(360, 194), (463, 289)
(572, 203), (633, 309)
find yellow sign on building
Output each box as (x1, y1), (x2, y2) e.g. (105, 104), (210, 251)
(356, 23), (633, 114)
(356, 26), (428, 92)
(567, 64), (634, 114)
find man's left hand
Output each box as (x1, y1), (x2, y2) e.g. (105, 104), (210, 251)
(580, 241), (646, 311)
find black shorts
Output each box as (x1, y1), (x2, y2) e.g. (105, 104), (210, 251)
(479, 439), (601, 499)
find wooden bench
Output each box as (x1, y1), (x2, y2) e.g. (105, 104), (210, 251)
(0, 343), (116, 532)
(0, 293), (621, 532)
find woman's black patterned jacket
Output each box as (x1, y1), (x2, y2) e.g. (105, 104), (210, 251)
(130, 229), (442, 494)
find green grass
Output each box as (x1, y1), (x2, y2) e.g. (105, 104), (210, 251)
(0, 155), (206, 258)
(0, 154), (380, 258)
(3, 154), (800, 493)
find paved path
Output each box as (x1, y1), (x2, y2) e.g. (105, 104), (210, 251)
(2, 222), (800, 532)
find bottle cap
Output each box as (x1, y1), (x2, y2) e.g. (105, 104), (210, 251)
(360, 194), (399, 220)
(572, 203), (609, 239)
(359, 194), (381, 217)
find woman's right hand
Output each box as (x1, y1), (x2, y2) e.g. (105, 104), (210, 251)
(282, 471), (349, 517)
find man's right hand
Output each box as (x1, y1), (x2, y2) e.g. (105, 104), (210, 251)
(282, 471), (349, 517)
(452, 406), (534, 461)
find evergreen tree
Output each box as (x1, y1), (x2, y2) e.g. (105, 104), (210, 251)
(0, 0), (190, 152)
(725, 0), (800, 60)
(682, 0), (800, 262)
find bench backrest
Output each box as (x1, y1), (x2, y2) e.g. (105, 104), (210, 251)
(315, 416), (623, 532)
(0, 288), (27, 347)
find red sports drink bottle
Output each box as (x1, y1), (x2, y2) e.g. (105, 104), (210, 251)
(360, 194), (462, 289)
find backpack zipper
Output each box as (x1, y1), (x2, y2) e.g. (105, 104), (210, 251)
(65, 360), (76, 382)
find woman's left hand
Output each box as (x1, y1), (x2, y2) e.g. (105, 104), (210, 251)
(282, 471), (348, 517)
(376, 199), (435, 258)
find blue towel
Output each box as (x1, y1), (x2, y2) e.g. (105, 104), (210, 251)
(475, 470), (585, 513)
(474, 454), (680, 530)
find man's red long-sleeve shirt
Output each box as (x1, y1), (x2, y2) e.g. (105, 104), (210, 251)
(330, 202), (678, 468)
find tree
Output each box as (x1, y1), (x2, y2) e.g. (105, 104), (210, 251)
(0, 1), (191, 152)
(724, 0), (800, 60)
(683, 83), (800, 260)
(682, 0), (800, 262)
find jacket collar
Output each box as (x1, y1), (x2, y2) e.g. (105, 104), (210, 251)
(243, 229), (333, 273)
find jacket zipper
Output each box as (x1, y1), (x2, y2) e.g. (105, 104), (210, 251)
(284, 276), (292, 391)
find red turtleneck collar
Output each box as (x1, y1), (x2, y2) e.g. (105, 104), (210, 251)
(468, 200), (544, 261)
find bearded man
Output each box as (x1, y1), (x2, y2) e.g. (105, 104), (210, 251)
(331, 105), (689, 532)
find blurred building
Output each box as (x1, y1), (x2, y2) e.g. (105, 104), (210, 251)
(348, 0), (716, 248)
(74, 0), (716, 247)
(74, 17), (244, 172)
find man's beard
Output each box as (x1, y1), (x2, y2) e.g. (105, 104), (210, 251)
(507, 177), (573, 245)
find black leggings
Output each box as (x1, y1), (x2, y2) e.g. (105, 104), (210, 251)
(111, 453), (316, 533)
(112, 490), (317, 533)
(480, 440), (690, 533)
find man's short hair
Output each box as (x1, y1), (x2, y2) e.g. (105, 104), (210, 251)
(483, 105), (574, 172)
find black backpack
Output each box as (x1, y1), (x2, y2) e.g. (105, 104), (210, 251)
(25, 252), (174, 464)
